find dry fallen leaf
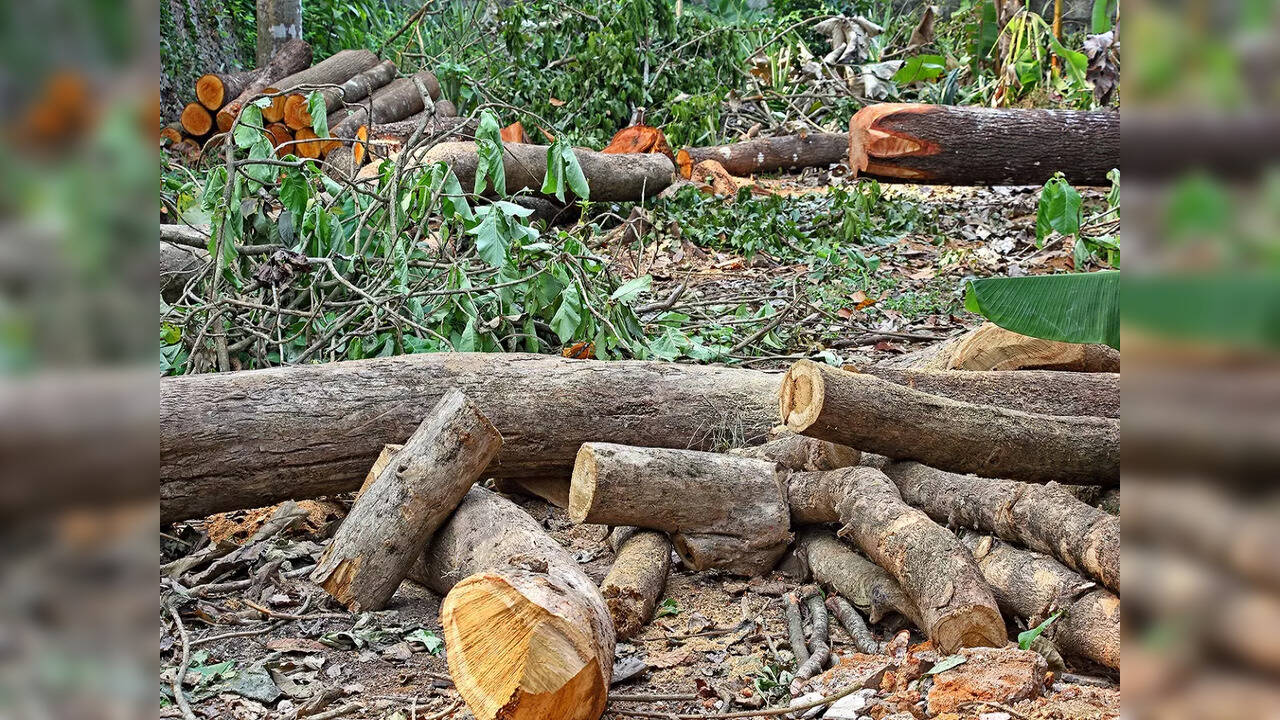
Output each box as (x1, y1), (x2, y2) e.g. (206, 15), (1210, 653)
(548, 97), (566, 107)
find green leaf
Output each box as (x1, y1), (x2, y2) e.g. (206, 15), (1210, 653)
(1035, 175), (1082, 245)
(430, 163), (473, 221)
(234, 104), (262, 148)
(468, 207), (508, 267)
(474, 111), (506, 196)
(1046, 33), (1089, 86)
(551, 285), (583, 342)
(965, 271), (1119, 349)
(654, 598), (680, 618)
(1019, 611), (1063, 650)
(893, 54), (947, 84)
(280, 172), (310, 219)
(307, 91), (328, 138)
(609, 275), (652, 304)
(404, 628), (444, 655)
(540, 139), (590, 202)
(476, 110), (502, 145)
(1091, 0), (1115, 34)
(925, 654), (967, 675)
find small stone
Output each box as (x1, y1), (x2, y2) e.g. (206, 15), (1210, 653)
(824, 692), (868, 719)
(926, 646), (1047, 715)
(788, 692), (824, 719)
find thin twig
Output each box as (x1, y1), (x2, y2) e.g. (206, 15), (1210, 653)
(166, 605), (199, 720)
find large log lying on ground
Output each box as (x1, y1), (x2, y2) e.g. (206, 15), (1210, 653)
(883, 461), (1119, 592)
(851, 367), (1120, 418)
(848, 104), (1119, 186)
(284, 58), (398, 129)
(410, 141), (676, 201)
(960, 533), (1119, 669)
(160, 353), (777, 523)
(779, 359), (1119, 485)
(328, 72), (441, 139)
(569, 443), (792, 576)
(674, 133), (848, 179)
(196, 69), (262, 111)
(787, 466), (1005, 654)
(216, 39), (313, 132)
(796, 528), (922, 629)
(419, 487), (614, 720)
(878, 322), (1120, 373)
(601, 527), (671, 641)
(310, 389), (502, 611)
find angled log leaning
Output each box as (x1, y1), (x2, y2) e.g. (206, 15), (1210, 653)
(851, 367), (1120, 418)
(216, 39), (313, 132)
(600, 527), (672, 641)
(674, 132), (848, 179)
(961, 533), (1119, 669)
(160, 353), (778, 523)
(884, 461), (1119, 592)
(779, 359), (1119, 485)
(419, 487), (615, 720)
(795, 528), (922, 630)
(269, 48), (380, 102)
(310, 389), (502, 611)
(328, 72), (441, 140)
(848, 104), (1119, 186)
(569, 443), (792, 576)
(786, 466), (1005, 654)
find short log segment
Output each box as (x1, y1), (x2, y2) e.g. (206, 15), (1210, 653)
(196, 70), (262, 111)
(779, 359), (1119, 485)
(787, 467), (1005, 654)
(160, 353), (777, 523)
(884, 461), (1119, 593)
(414, 141), (676, 201)
(961, 533), (1120, 669)
(600, 527), (672, 641)
(675, 133), (848, 179)
(730, 431), (861, 471)
(180, 102), (214, 137)
(328, 72), (441, 140)
(310, 389), (502, 612)
(216, 39), (313, 132)
(852, 367), (1120, 419)
(796, 528), (922, 629)
(419, 487), (615, 720)
(848, 104), (1119, 186)
(568, 443), (791, 576)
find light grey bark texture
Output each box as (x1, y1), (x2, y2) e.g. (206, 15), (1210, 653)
(255, 0), (303, 67)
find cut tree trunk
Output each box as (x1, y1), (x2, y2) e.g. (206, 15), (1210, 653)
(779, 359), (1119, 485)
(848, 104), (1119, 185)
(569, 443), (791, 576)
(180, 102), (214, 137)
(412, 141), (675, 201)
(961, 533), (1119, 669)
(310, 389), (502, 612)
(786, 466), (1005, 654)
(418, 487), (614, 720)
(255, 0), (303, 67)
(366, 115), (479, 156)
(796, 528), (922, 629)
(601, 526), (672, 641)
(160, 353), (777, 523)
(196, 70), (262, 111)
(286, 59), (398, 130)
(160, 123), (185, 146)
(878, 322), (1121, 373)
(328, 72), (441, 140)
(271, 48), (379, 98)
(850, 367), (1120, 418)
(217, 39), (312, 132)
(160, 241), (209, 302)
(883, 461), (1119, 592)
(675, 133), (848, 179)
(730, 431), (861, 471)
(260, 87), (287, 124)
(294, 127), (323, 158)
(435, 99), (457, 117)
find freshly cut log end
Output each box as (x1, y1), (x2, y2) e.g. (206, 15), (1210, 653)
(567, 445), (598, 524)
(159, 125), (184, 146)
(675, 148), (694, 179)
(602, 124), (674, 160)
(261, 89), (287, 124)
(500, 121), (528, 144)
(283, 93), (311, 130)
(295, 128), (323, 159)
(196, 70), (258, 111)
(931, 605), (1008, 656)
(180, 102), (213, 137)
(353, 125), (368, 165)
(266, 123), (293, 154)
(780, 360), (825, 432)
(442, 572), (609, 720)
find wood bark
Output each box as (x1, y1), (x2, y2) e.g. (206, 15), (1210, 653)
(601, 527), (671, 641)
(675, 133), (848, 178)
(435, 99), (457, 117)
(491, 477), (570, 508)
(310, 389), (502, 611)
(848, 104), (1119, 185)
(883, 461), (1119, 592)
(879, 322), (1120, 373)
(786, 466), (1005, 654)
(412, 141), (676, 202)
(796, 528), (922, 629)
(850, 367), (1119, 418)
(217, 39), (313, 132)
(312, 59), (398, 120)
(796, 590), (832, 679)
(196, 70), (262, 111)
(271, 49), (379, 98)
(961, 533), (1119, 669)
(779, 359), (1119, 485)
(160, 353), (778, 523)
(731, 431), (861, 471)
(328, 72), (441, 140)
(569, 443), (792, 576)
(180, 102), (213, 137)
(159, 223), (208, 248)
(160, 241), (209, 302)
(255, 0), (303, 67)
(418, 487), (614, 720)
(368, 115), (479, 151)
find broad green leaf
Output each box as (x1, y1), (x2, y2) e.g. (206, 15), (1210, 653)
(965, 271), (1119, 349)
(430, 164), (473, 221)
(476, 110), (502, 144)
(1046, 33), (1089, 86)
(1018, 611), (1063, 650)
(468, 208), (507, 267)
(1035, 175), (1082, 245)
(610, 275), (652, 304)
(540, 139), (591, 202)
(654, 598), (680, 618)
(307, 91), (328, 138)
(234, 104), (263, 148)
(279, 172), (310, 219)
(551, 285), (583, 342)
(893, 54), (947, 84)
(1091, 0), (1115, 33)
(925, 654), (967, 675)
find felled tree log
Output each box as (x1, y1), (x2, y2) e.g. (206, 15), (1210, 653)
(284, 59), (398, 129)
(787, 466), (1005, 654)
(180, 102), (214, 137)
(601, 526), (672, 641)
(328, 72), (441, 140)
(413, 141), (676, 201)
(848, 104), (1119, 185)
(675, 133), (848, 179)
(884, 461), (1119, 592)
(568, 443), (791, 576)
(796, 528), (922, 629)
(731, 431), (861, 471)
(779, 359), (1119, 485)
(160, 241), (209, 301)
(850, 367), (1120, 418)
(368, 115), (479, 152)
(160, 354), (777, 522)
(270, 49), (379, 99)
(417, 487), (613, 720)
(196, 70), (262, 111)
(879, 322), (1120, 373)
(160, 123), (185, 146)
(310, 389), (502, 611)
(961, 533), (1119, 669)
(216, 39), (313, 132)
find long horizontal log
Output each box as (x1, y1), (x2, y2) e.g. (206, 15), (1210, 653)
(160, 353), (778, 523)
(852, 367), (1119, 418)
(780, 360), (1119, 485)
(216, 39), (313, 133)
(328, 72), (440, 139)
(674, 133), (848, 179)
(883, 461), (1119, 592)
(849, 104), (1119, 185)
